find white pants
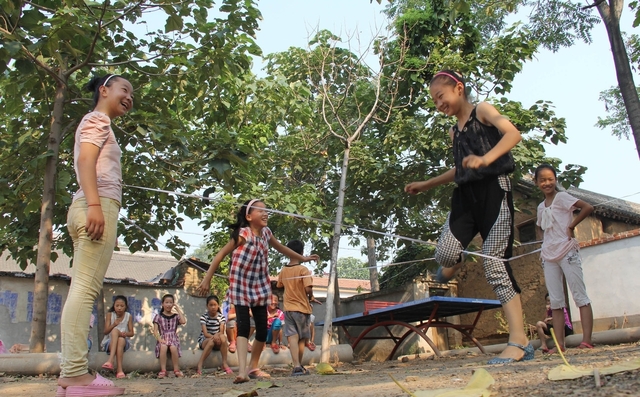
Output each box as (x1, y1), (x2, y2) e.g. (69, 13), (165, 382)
(543, 249), (591, 310)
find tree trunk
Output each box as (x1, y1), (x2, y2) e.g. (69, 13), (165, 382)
(598, 0), (640, 159)
(29, 78), (67, 352)
(366, 236), (380, 292)
(320, 145), (351, 363)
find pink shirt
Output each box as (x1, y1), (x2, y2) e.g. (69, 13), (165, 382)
(537, 192), (580, 262)
(73, 112), (122, 203)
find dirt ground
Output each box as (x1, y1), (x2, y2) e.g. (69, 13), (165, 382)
(2, 343), (640, 397)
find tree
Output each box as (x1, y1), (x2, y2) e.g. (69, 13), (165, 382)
(593, 0), (640, 159)
(0, 0), (262, 351)
(434, 0), (640, 157)
(378, 243), (437, 290)
(336, 257), (369, 280)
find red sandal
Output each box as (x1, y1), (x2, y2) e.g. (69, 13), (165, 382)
(578, 342), (594, 349)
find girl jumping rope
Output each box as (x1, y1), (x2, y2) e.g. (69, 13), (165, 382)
(153, 294), (186, 378)
(58, 74), (133, 396)
(100, 295), (134, 379)
(197, 199), (318, 384)
(405, 70), (532, 364)
(535, 164), (594, 352)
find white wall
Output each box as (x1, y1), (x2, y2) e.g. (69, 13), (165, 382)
(0, 276), (208, 353)
(569, 235), (640, 322)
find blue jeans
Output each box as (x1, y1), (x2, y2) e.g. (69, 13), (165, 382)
(265, 318), (282, 344)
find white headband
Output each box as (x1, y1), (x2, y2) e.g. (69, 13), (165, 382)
(102, 74), (117, 87)
(246, 199), (260, 213)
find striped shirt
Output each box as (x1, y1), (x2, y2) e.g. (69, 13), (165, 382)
(197, 312), (225, 345)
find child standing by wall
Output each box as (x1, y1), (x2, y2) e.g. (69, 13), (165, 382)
(535, 164), (594, 352)
(153, 294), (186, 378)
(276, 240), (321, 376)
(405, 70), (531, 364)
(58, 74), (133, 396)
(197, 199), (318, 384)
(196, 295), (233, 376)
(100, 295), (134, 379)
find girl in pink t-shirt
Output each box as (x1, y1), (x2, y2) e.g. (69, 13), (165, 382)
(58, 74), (133, 397)
(535, 164), (595, 352)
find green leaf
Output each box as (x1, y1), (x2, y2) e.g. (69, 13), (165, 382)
(3, 41), (22, 56)
(165, 14), (183, 33)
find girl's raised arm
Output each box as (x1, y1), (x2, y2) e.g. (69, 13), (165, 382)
(269, 236), (319, 263)
(466, 102), (522, 169)
(197, 238), (242, 296)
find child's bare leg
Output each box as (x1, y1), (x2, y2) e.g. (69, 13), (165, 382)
(497, 294), (529, 359)
(169, 345), (180, 372)
(551, 308), (565, 349)
(159, 344), (168, 372)
(579, 303), (594, 345)
(105, 328), (120, 366)
(220, 335), (230, 368)
(236, 337), (249, 379)
(248, 339), (265, 370)
(536, 321), (549, 349)
(298, 338), (306, 364)
(197, 338), (214, 372)
(439, 261), (464, 281)
(287, 335), (301, 368)
(115, 337), (126, 373)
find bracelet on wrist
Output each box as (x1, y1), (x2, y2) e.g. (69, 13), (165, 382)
(88, 203), (101, 207)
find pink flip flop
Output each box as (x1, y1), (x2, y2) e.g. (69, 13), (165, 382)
(65, 374), (125, 397)
(101, 362), (114, 371)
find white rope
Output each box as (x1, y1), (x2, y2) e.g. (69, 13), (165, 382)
(124, 184), (541, 263)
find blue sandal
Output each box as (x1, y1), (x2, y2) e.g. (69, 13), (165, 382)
(487, 342), (535, 365)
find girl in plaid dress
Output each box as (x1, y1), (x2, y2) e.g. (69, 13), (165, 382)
(153, 294), (186, 378)
(198, 199), (318, 384)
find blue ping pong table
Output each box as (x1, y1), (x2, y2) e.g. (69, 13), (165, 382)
(317, 296), (501, 360)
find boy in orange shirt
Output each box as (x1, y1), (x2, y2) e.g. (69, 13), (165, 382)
(276, 240), (320, 376)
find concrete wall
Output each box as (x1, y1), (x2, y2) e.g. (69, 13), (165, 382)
(570, 234), (640, 332)
(0, 276), (209, 353)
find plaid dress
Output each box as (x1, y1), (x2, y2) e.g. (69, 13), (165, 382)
(153, 312), (182, 358)
(229, 227), (273, 307)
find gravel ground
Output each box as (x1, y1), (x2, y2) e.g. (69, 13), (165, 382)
(1, 343), (639, 396)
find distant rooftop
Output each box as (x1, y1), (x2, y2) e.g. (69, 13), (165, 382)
(0, 249), (178, 284)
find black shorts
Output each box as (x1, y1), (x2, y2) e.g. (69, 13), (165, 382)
(544, 324), (574, 336)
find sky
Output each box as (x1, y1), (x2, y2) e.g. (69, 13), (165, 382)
(161, 0), (640, 257)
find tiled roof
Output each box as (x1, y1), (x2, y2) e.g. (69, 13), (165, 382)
(517, 179), (640, 224)
(580, 228), (640, 248)
(311, 276), (371, 292)
(0, 249), (178, 283)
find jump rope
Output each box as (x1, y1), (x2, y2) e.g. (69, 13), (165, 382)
(121, 184), (640, 283)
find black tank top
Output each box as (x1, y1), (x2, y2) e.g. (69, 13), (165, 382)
(452, 106), (515, 185)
